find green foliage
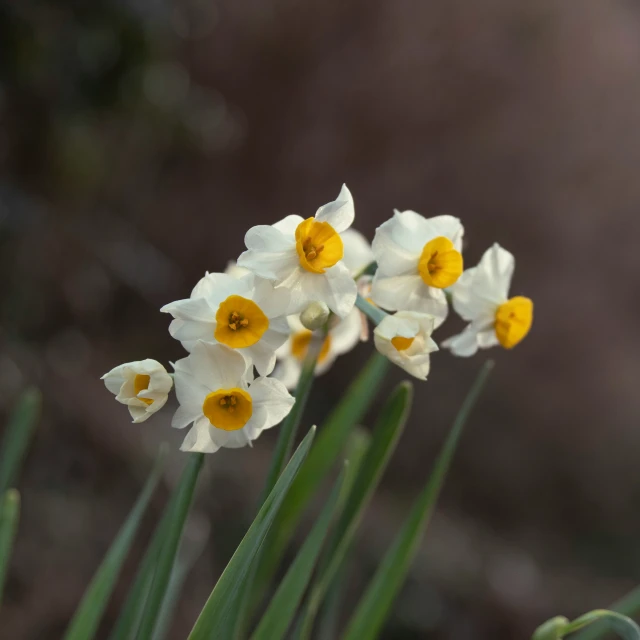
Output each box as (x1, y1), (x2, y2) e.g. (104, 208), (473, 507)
(0, 489), (20, 605)
(62, 447), (167, 640)
(296, 381), (413, 638)
(534, 610), (640, 640)
(188, 427), (316, 640)
(252, 353), (389, 605)
(251, 464), (347, 640)
(0, 387), (42, 495)
(342, 360), (494, 640)
(136, 452), (204, 640)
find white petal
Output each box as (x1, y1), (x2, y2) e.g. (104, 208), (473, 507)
(237, 246), (298, 283)
(374, 314), (419, 341)
(180, 418), (220, 453)
(172, 404), (200, 429)
(161, 297), (214, 322)
(329, 308), (364, 355)
(319, 263), (358, 318)
(314, 184), (355, 233)
(341, 228), (374, 276)
(244, 339), (278, 377)
(371, 214), (421, 276)
(249, 377), (295, 428)
(278, 263), (357, 318)
(371, 274), (449, 327)
(441, 326), (482, 357)
(172, 361), (211, 415)
(272, 357), (302, 391)
(476, 243), (515, 301)
(189, 341), (248, 390)
(102, 369), (126, 395)
(273, 214), (304, 235)
(168, 318), (213, 351)
(251, 277), (291, 318)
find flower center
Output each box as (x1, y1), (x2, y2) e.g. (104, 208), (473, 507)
(202, 387), (253, 431)
(495, 296), (533, 349)
(133, 374), (153, 405)
(418, 236), (463, 288)
(391, 336), (414, 351)
(291, 330), (332, 363)
(215, 295), (269, 348)
(295, 218), (343, 273)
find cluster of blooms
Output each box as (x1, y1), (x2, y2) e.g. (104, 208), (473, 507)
(103, 185), (533, 453)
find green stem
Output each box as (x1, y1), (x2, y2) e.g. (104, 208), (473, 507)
(258, 328), (323, 505)
(355, 294), (387, 325)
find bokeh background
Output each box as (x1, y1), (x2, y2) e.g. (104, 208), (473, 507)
(3, 0), (640, 638)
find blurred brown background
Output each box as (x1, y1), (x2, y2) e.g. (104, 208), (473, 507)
(3, 0), (640, 638)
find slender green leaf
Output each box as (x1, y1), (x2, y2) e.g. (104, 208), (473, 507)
(342, 360), (494, 640)
(153, 518), (210, 640)
(136, 452), (204, 640)
(535, 610), (640, 640)
(252, 353), (389, 605)
(576, 588), (640, 640)
(251, 464), (347, 640)
(297, 381), (413, 638)
(0, 489), (20, 604)
(188, 427), (316, 640)
(63, 447), (167, 640)
(0, 388), (41, 494)
(316, 430), (371, 640)
(109, 472), (203, 640)
(259, 337), (322, 505)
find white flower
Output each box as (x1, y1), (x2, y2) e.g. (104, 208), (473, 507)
(161, 272), (290, 376)
(237, 185), (358, 318)
(172, 341), (294, 453)
(224, 260), (251, 279)
(374, 311), (438, 380)
(442, 243), (533, 357)
(102, 359), (173, 423)
(371, 210), (464, 327)
(274, 310), (363, 390)
(341, 228), (374, 277)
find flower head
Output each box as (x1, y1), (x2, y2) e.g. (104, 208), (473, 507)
(173, 341), (294, 453)
(274, 309), (363, 390)
(371, 210), (464, 327)
(442, 243), (533, 356)
(237, 185), (358, 318)
(374, 311), (439, 380)
(161, 272), (290, 376)
(102, 359), (173, 423)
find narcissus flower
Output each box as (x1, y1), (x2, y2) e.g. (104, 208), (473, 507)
(102, 359), (173, 423)
(237, 185), (358, 318)
(371, 211), (464, 327)
(341, 228), (375, 277)
(374, 311), (439, 380)
(274, 311), (363, 390)
(172, 341), (294, 453)
(161, 273), (290, 376)
(442, 243), (533, 356)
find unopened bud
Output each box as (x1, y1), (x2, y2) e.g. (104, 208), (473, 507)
(300, 301), (330, 331)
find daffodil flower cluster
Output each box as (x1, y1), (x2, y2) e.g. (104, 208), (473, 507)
(103, 185), (533, 453)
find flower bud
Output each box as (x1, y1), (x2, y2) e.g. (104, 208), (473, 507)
(300, 301), (330, 331)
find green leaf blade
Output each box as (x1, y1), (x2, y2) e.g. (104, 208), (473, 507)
(342, 360), (494, 640)
(0, 387), (42, 494)
(297, 381), (413, 638)
(252, 353), (389, 605)
(62, 447), (167, 640)
(0, 489), (20, 605)
(251, 463), (347, 640)
(136, 452), (204, 640)
(188, 426), (316, 640)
